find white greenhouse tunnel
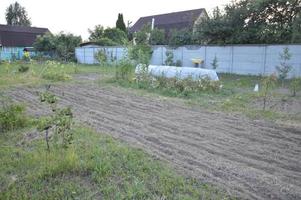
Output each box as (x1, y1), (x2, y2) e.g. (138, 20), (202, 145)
(135, 65), (219, 81)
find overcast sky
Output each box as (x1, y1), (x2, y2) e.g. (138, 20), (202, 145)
(0, 0), (231, 40)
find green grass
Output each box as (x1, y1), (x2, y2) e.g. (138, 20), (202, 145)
(0, 61), (113, 89)
(0, 124), (228, 199)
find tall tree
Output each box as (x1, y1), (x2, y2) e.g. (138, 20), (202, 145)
(195, 0), (301, 44)
(5, 1), (31, 26)
(116, 13), (127, 32)
(88, 25), (104, 41)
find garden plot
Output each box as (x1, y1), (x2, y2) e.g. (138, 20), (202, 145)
(7, 83), (301, 200)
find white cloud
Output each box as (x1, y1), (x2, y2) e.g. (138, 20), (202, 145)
(0, 0), (231, 40)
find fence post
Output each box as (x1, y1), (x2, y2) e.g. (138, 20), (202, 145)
(231, 46), (234, 73)
(92, 48), (95, 64)
(263, 45), (267, 75)
(83, 48), (86, 64)
(162, 46), (164, 65)
(204, 45), (207, 68)
(181, 47), (184, 67)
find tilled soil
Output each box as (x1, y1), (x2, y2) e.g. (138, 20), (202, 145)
(6, 83), (301, 200)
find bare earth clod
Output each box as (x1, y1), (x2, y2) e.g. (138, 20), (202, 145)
(7, 83), (301, 200)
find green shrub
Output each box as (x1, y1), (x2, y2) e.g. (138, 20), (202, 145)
(94, 49), (107, 66)
(136, 74), (221, 95)
(42, 71), (72, 81)
(211, 55), (219, 69)
(18, 65), (30, 73)
(115, 59), (135, 81)
(128, 44), (153, 65)
(175, 60), (182, 67)
(290, 77), (301, 97)
(0, 103), (27, 133)
(165, 50), (174, 66)
(39, 61), (72, 81)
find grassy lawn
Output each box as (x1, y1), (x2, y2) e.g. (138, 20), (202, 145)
(0, 123), (227, 199)
(0, 61), (113, 89)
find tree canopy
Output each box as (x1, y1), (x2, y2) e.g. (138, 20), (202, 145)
(5, 1), (31, 26)
(195, 0), (301, 44)
(116, 13), (127, 33)
(34, 32), (82, 61)
(88, 25), (127, 46)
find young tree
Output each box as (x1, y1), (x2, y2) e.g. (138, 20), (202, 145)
(55, 33), (82, 61)
(88, 25), (105, 41)
(261, 74), (277, 111)
(211, 55), (219, 69)
(5, 1), (31, 26)
(116, 13), (127, 33)
(276, 47), (292, 87)
(103, 28), (127, 44)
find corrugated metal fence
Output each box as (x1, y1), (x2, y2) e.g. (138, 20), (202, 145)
(77, 44), (301, 77)
(0, 47), (25, 60)
(0, 47), (39, 60)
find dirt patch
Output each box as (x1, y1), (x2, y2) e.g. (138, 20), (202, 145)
(6, 84), (301, 200)
(252, 95), (301, 116)
(73, 73), (100, 82)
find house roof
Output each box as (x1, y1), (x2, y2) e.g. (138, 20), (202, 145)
(0, 24), (50, 47)
(130, 8), (207, 33)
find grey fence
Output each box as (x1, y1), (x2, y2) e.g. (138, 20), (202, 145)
(75, 44), (301, 77)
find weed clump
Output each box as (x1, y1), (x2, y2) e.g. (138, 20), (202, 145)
(290, 77), (301, 97)
(18, 65), (30, 73)
(41, 61), (72, 81)
(0, 102), (27, 133)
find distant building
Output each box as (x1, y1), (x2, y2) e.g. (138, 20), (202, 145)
(0, 24), (50, 48)
(130, 8), (208, 35)
(0, 24), (50, 60)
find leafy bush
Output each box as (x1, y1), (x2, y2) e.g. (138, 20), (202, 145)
(41, 61), (72, 81)
(175, 60), (182, 67)
(95, 37), (118, 46)
(165, 50), (174, 66)
(94, 49), (108, 66)
(290, 77), (301, 97)
(136, 73), (221, 95)
(115, 59), (135, 81)
(0, 103), (27, 133)
(34, 32), (82, 61)
(18, 65), (30, 73)
(168, 28), (194, 46)
(88, 25), (127, 45)
(42, 71), (72, 81)
(128, 44), (153, 65)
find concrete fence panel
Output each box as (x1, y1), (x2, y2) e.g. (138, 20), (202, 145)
(75, 44), (301, 77)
